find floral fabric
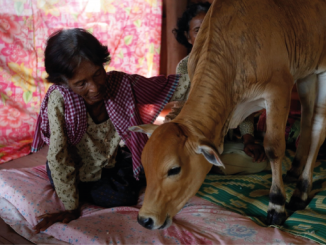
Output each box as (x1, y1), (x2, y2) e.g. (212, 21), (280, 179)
(0, 0), (162, 164)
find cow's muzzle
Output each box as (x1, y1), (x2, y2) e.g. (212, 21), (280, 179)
(137, 215), (154, 229)
(137, 214), (171, 230)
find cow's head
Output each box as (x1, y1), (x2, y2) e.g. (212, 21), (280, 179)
(129, 122), (224, 230)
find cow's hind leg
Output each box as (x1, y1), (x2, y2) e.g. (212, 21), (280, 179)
(285, 74), (317, 183)
(288, 72), (326, 210)
(264, 71), (292, 225)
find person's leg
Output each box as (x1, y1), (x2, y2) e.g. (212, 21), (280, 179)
(212, 142), (269, 175)
(82, 146), (146, 208)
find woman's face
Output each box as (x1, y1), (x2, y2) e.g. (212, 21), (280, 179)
(186, 11), (207, 46)
(65, 59), (107, 106)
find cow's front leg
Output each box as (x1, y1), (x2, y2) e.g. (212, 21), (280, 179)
(288, 72), (326, 211)
(264, 74), (292, 226)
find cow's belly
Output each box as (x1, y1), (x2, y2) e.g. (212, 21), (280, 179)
(315, 66), (326, 75)
(229, 98), (266, 129)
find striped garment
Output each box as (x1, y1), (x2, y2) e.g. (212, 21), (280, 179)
(32, 71), (180, 179)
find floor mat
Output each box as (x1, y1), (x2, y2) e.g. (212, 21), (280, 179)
(197, 150), (326, 244)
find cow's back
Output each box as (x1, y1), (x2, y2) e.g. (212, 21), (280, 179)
(188, 0), (326, 89)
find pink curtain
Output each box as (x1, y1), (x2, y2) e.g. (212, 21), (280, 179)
(0, 0), (162, 163)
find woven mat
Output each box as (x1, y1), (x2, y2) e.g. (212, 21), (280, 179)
(197, 150), (326, 244)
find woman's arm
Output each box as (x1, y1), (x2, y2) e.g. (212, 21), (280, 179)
(34, 90), (80, 232)
(176, 55), (189, 75)
(169, 74), (191, 102)
(169, 55), (191, 102)
(47, 90), (79, 210)
(164, 73), (190, 122)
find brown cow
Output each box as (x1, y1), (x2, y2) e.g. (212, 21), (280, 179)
(129, 0), (326, 229)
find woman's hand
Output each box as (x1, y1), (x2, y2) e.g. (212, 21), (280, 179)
(33, 209), (80, 233)
(243, 134), (266, 162)
(163, 101), (185, 123)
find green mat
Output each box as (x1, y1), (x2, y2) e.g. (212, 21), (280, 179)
(197, 150), (326, 244)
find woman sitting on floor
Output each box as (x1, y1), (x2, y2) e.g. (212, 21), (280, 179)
(32, 28), (191, 232)
(168, 2), (269, 175)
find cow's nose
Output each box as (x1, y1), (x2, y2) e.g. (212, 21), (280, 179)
(137, 215), (154, 229)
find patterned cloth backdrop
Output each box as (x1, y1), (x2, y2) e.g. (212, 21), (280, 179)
(0, 0), (162, 163)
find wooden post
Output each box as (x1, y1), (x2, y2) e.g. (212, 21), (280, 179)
(160, 0), (188, 75)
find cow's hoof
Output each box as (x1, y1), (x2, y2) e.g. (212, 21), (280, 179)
(287, 196), (309, 211)
(266, 209), (287, 226)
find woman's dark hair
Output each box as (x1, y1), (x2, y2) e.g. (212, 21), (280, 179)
(173, 2), (211, 49)
(45, 28), (110, 84)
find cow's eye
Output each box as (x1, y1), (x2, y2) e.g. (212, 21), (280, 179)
(168, 167), (181, 176)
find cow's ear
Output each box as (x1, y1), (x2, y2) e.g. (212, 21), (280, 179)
(128, 124), (159, 138)
(195, 144), (225, 168)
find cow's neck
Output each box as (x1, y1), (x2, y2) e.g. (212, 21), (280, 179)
(175, 91), (233, 151)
